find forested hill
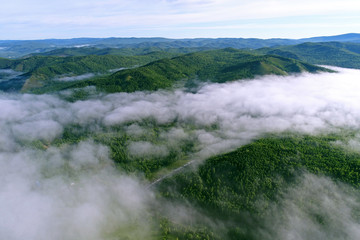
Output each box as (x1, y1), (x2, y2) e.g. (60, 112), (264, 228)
(157, 134), (360, 239)
(2, 52), (179, 73)
(49, 48), (330, 93)
(257, 42), (360, 68)
(0, 57), (12, 67)
(0, 48), (332, 94)
(0, 38), (296, 58)
(0, 52), (179, 92)
(27, 47), (211, 57)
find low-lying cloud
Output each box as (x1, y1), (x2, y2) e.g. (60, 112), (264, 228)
(259, 173), (360, 240)
(55, 73), (96, 82)
(0, 141), (154, 240)
(1, 67), (360, 239)
(101, 67), (360, 158)
(6, 67), (360, 149)
(0, 69), (23, 82)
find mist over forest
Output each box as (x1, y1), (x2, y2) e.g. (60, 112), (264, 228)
(1, 53), (360, 239)
(2, 0), (360, 237)
(3, 0), (360, 238)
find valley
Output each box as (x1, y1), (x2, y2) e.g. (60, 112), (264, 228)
(1, 35), (360, 240)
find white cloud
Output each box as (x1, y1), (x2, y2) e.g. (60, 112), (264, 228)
(0, 141), (154, 240)
(0, 0), (360, 38)
(258, 173), (360, 240)
(128, 141), (169, 158)
(97, 67), (360, 157)
(55, 73), (95, 82)
(1, 67), (360, 238)
(2, 67), (360, 156)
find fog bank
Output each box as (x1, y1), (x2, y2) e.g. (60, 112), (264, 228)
(1, 67), (360, 239)
(259, 173), (360, 240)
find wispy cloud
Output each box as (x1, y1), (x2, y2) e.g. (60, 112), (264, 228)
(0, 0), (359, 39)
(55, 73), (96, 82)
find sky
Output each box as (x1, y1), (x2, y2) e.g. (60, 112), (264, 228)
(0, 0), (360, 40)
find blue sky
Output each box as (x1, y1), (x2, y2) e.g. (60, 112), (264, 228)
(1, 0), (359, 40)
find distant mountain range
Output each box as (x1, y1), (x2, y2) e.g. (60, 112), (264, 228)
(300, 33), (360, 42)
(256, 41), (360, 68)
(1, 33), (359, 58)
(2, 33), (360, 94)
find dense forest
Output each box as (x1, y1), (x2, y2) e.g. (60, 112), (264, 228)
(1, 48), (331, 93)
(156, 133), (360, 239)
(32, 123), (360, 239)
(1, 35), (360, 239)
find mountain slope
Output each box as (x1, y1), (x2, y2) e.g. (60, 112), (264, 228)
(2, 33), (360, 58)
(257, 42), (360, 68)
(55, 48), (330, 93)
(0, 37), (297, 58)
(301, 33), (360, 43)
(28, 47), (211, 57)
(0, 52), (179, 92)
(157, 133), (360, 239)
(0, 57), (12, 67)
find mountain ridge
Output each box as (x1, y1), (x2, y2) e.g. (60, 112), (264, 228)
(27, 48), (331, 94)
(257, 41), (360, 68)
(1, 33), (359, 58)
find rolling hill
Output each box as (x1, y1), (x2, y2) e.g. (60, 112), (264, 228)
(157, 133), (360, 239)
(34, 48), (330, 94)
(301, 33), (360, 43)
(2, 35), (360, 240)
(27, 47), (212, 57)
(0, 52), (180, 92)
(1, 33), (360, 58)
(257, 42), (360, 68)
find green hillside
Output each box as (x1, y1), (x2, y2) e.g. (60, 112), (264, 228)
(33, 107), (360, 239)
(50, 128), (359, 239)
(29, 46), (210, 57)
(157, 133), (360, 239)
(257, 42), (360, 68)
(46, 48), (330, 94)
(21, 53), (181, 91)
(1, 48), (333, 94)
(0, 37), (298, 58)
(0, 52), (179, 92)
(0, 57), (12, 67)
